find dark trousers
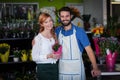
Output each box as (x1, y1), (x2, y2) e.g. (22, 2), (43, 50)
(36, 63), (58, 80)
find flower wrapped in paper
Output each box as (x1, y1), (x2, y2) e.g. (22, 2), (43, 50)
(52, 43), (62, 59)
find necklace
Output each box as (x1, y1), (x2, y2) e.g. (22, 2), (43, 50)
(41, 32), (53, 42)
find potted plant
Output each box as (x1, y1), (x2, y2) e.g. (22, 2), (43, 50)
(103, 16), (120, 38)
(21, 49), (28, 62)
(13, 48), (21, 62)
(0, 43), (10, 63)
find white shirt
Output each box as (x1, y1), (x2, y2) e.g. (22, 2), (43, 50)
(32, 33), (57, 64)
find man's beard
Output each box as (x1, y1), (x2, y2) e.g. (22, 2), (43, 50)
(61, 20), (71, 26)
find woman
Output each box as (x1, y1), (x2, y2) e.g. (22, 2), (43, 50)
(32, 13), (59, 80)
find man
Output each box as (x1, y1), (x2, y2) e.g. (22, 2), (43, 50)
(55, 6), (101, 80)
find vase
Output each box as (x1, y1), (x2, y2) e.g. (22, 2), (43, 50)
(106, 56), (115, 71)
(0, 50), (10, 63)
(93, 37), (100, 57)
(13, 57), (19, 62)
(21, 54), (28, 62)
(106, 52), (118, 71)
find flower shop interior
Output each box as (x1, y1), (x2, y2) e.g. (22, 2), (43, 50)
(0, 0), (120, 80)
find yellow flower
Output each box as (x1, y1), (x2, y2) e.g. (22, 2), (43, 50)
(91, 25), (104, 36)
(99, 27), (104, 34)
(95, 29), (100, 35)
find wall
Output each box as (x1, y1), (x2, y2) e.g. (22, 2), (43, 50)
(83, 0), (107, 27)
(0, 0), (106, 26)
(0, 0), (83, 9)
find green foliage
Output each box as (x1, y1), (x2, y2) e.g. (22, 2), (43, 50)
(104, 16), (119, 37)
(13, 48), (21, 57)
(52, 43), (61, 51)
(98, 37), (120, 55)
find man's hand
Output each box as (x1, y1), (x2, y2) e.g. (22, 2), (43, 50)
(91, 68), (101, 77)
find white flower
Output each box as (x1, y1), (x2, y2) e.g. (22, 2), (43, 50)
(40, 8), (51, 14)
(37, 7), (56, 23)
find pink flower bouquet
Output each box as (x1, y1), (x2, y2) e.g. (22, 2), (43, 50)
(52, 43), (62, 59)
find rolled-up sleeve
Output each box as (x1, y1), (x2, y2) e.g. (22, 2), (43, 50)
(76, 28), (90, 52)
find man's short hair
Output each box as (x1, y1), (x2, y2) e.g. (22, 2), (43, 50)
(59, 6), (72, 15)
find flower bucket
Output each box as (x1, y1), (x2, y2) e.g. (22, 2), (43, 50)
(106, 52), (118, 71)
(21, 50), (28, 62)
(93, 38), (100, 56)
(0, 50), (10, 63)
(21, 53), (28, 62)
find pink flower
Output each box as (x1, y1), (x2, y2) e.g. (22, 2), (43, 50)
(52, 43), (62, 59)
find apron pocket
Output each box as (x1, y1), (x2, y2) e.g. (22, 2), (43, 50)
(59, 60), (81, 74)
